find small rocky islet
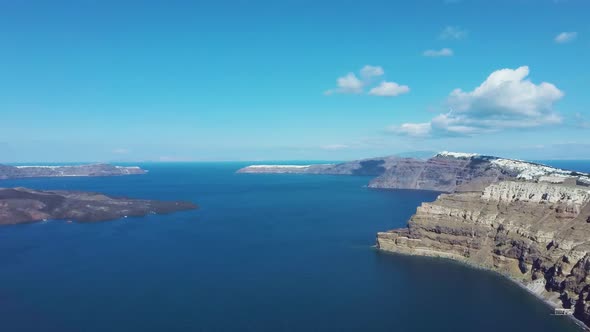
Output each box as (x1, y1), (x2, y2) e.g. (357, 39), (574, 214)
(239, 152), (590, 329)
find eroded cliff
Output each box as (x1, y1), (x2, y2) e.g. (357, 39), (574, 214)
(238, 152), (590, 193)
(377, 180), (590, 327)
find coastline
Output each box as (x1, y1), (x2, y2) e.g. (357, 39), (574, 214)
(374, 246), (590, 331)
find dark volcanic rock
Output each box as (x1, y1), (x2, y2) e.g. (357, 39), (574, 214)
(0, 187), (197, 225)
(0, 163), (147, 180)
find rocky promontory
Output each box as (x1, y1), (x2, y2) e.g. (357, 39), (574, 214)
(0, 163), (147, 180)
(377, 179), (590, 327)
(0, 187), (197, 225)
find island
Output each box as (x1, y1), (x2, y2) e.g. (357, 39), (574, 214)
(238, 152), (590, 192)
(239, 152), (590, 328)
(0, 187), (197, 225)
(237, 156), (402, 177)
(0, 163), (147, 180)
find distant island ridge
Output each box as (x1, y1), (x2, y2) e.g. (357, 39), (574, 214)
(239, 151), (590, 329)
(238, 151), (590, 192)
(0, 163), (196, 225)
(0, 163), (147, 180)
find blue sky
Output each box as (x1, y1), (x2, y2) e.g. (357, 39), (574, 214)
(1, 0), (589, 162)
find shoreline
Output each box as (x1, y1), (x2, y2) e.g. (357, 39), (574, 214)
(374, 246), (590, 331)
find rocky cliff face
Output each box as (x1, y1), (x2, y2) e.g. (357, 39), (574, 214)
(377, 180), (590, 327)
(236, 156), (405, 176)
(238, 152), (590, 193)
(0, 163), (147, 179)
(367, 154), (509, 192)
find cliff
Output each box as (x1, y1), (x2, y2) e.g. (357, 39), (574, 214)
(238, 152), (590, 193)
(0, 163), (147, 180)
(377, 180), (590, 327)
(236, 156), (405, 176)
(0, 187), (197, 225)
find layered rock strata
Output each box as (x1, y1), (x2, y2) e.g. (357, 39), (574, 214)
(377, 180), (590, 327)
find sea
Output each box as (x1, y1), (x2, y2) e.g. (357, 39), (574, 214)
(1, 160), (588, 332)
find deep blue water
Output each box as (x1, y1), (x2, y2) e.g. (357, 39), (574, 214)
(1, 161), (588, 332)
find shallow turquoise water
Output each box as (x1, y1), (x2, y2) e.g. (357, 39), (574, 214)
(0, 161), (586, 332)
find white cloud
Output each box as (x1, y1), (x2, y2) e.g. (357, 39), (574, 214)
(326, 65), (409, 97)
(325, 72), (363, 95)
(448, 66), (563, 117)
(369, 81), (410, 97)
(423, 48), (454, 57)
(390, 66), (564, 137)
(388, 123), (432, 137)
(440, 26), (468, 40)
(360, 65), (384, 78)
(554, 32), (577, 43)
(337, 73), (363, 93)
